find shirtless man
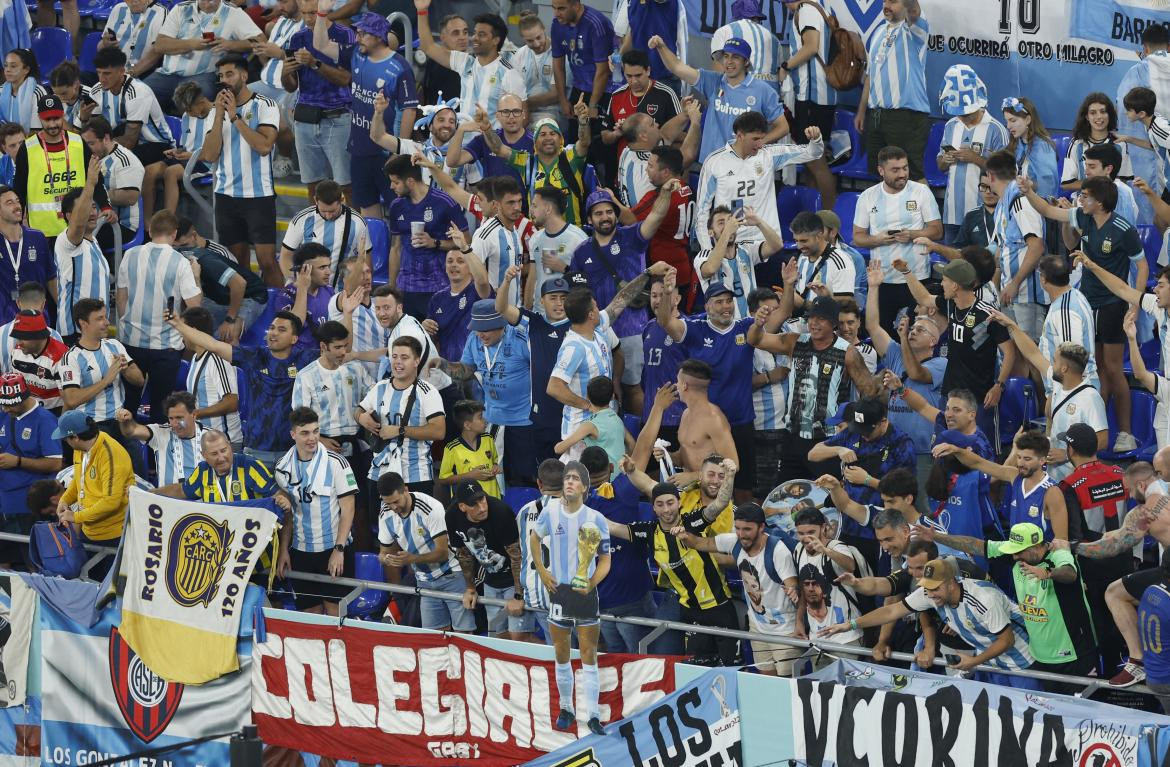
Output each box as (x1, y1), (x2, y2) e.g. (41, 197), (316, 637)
(633, 361), (737, 482)
(1054, 462), (1170, 686)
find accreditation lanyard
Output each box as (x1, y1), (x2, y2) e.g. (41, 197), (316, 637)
(3, 232), (23, 284)
(214, 468), (236, 502)
(38, 135), (73, 194)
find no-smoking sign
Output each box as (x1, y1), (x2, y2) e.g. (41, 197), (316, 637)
(1079, 743), (1122, 767)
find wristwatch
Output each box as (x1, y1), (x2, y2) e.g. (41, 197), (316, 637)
(780, 60), (790, 71)
(224, 315), (237, 324)
(1069, 540), (1081, 555)
(311, 60), (322, 70)
(333, 544), (344, 553)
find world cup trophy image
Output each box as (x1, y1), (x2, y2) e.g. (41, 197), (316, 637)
(710, 674), (732, 719)
(572, 524), (603, 590)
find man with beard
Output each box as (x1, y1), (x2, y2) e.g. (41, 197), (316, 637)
(614, 110), (698, 210)
(463, 176), (537, 306)
(200, 55), (281, 287)
(606, 461), (739, 666)
(675, 503), (801, 675)
(371, 95), (464, 189)
(632, 144), (697, 308)
(424, 241), (493, 362)
(526, 186), (588, 308)
(14, 95), (109, 239)
(882, 378), (996, 462)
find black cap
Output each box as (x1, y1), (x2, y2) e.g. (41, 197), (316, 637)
(733, 503), (766, 524)
(798, 563), (823, 582)
(37, 93), (64, 117)
(651, 482), (679, 501)
(845, 398), (887, 435)
(807, 296), (839, 324)
(455, 480), (486, 506)
(1058, 423), (1099, 458)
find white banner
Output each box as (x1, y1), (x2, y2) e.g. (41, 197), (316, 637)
(0, 575), (33, 709)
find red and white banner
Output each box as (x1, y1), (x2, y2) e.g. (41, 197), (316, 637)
(251, 616), (680, 766)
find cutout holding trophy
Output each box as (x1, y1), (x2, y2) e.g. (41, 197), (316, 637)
(549, 522), (604, 622)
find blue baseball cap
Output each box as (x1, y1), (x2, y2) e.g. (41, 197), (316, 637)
(585, 189), (618, 216)
(826, 402), (850, 428)
(720, 38), (752, 62)
(702, 282), (736, 302)
(52, 410), (94, 440)
(541, 277), (570, 296)
(468, 299), (506, 331)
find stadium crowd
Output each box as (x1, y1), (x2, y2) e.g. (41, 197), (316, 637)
(9, 0), (1170, 731)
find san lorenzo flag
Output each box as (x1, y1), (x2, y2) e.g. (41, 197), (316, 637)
(117, 488), (279, 684)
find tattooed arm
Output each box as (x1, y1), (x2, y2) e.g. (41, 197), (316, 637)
(604, 261), (669, 322)
(437, 358), (478, 382)
(910, 524), (987, 558)
(700, 459), (738, 523)
(506, 541), (524, 598)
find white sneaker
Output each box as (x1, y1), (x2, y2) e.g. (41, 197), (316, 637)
(1114, 431), (1138, 452)
(271, 155), (294, 178)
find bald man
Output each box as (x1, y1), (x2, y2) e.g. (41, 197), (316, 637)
(446, 93), (534, 186)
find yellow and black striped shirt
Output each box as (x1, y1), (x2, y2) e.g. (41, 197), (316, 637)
(627, 511), (730, 610)
(181, 455), (277, 503)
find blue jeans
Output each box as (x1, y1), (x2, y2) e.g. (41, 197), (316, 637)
(293, 112), (352, 185)
(599, 591), (655, 653)
(204, 296), (266, 336)
(419, 571), (476, 631)
(646, 590), (686, 655)
(145, 70), (217, 112)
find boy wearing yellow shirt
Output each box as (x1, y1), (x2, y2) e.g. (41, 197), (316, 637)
(437, 401), (502, 498)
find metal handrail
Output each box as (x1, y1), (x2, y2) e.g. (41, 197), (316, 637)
(182, 150), (216, 240)
(1, 530), (1146, 696)
(388, 11), (413, 73)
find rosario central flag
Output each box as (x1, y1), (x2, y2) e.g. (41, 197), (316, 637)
(117, 487), (279, 684)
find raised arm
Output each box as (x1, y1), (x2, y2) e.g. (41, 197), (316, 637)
(496, 263), (524, 325)
(413, 0), (453, 70)
(746, 303), (795, 355)
(165, 314), (234, 362)
(679, 97), (702, 168)
(655, 268), (687, 341)
(989, 308), (1047, 375)
(1017, 175), (1072, 222)
(631, 382), (675, 470)
(932, 443), (1016, 483)
(647, 35), (699, 86)
(1072, 250), (1144, 306)
(699, 459), (737, 522)
(638, 179), (681, 240)
(743, 210), (785, 259)
(864, 261), (893, 354)
(891, 257), (935, 307)
(909, 523), (987, 559)
(883, 370), (940, 422)
(815, 474), (872, 526)
(1125, 306), (1159, 394)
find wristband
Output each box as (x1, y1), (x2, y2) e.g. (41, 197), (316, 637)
(16, 456), (20, 468)
(333, 544), (344, 553)
(893, 385), (907, 398)
(316, 10), (327, 15)
(849, 618), (858, 631)
(460, 247), (472, 254)
(417, 8), (428, 14)
(780, 60), (790, 71)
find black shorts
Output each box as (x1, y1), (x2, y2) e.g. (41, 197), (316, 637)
(730, 421), (757, 491)
(1094, 301), (1127, 344)
(215, 193), (277, 247)
(132, 141), (171, 167)
(351, 152), (393, 209)
(1122, 565), (1170, 601)
(289, 546), (354, 610)
(793, 101), (835, 145)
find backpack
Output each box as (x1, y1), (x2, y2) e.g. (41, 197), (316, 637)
(796, 2), (867, 91)
(29, 521), (88, 579)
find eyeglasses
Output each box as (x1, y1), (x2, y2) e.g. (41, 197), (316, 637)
(978, 184), (991, 192)
(1002, 97), (1028, 115)
(498, 109), (523, 117)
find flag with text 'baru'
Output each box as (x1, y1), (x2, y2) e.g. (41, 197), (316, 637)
(117, 488), (278, 684)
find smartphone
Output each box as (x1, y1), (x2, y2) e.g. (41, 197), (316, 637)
(215, 81), (232, 93)
(1026, 418), (1047, 432)
(941, 144), (957, 153)
(887, 229), (902, 235)
(105, 29), (117, 40)
(81, 93), (97, 106)
(202, 31), (216, 41)
(944, 653), (961, 666)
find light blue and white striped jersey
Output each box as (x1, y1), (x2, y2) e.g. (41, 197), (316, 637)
(259, 15), (305, 90)
(794, 246), (857, 301)
(1147, 115), (1170, 190)
(864, 17), (929, 113)
(551, 315), (615, 437)
(327, 296), (388, 380)
(1142, 293), (1170, 375)
(446, 50), (526, 130)
(205, 93), (280, 198)
(940, 111), (1008, 226)
(54, 235), (109, 338)
(711, 19), (783, 94)
(471, 216), (530, 307)
(517, 494), (554, 610)
(275, 444), (358, 552)
(0, 77), (44, 133)
(291, 359), (371, 437)
(1014, 137), (1059, 200)
(1040, 288), (1098, 390)
(752, 348), (787, 431)
(157, 1), (261, 77)
(187, 349), (242, 445)
(509, 44), (557, 124)
(58, 338), (128, 422)
(789, 2), (835, 105)
(357, 377), (445, 482)
(117, 243), (200, 350)
(693, 240), (764, 320)
(905, 579), (1034, 671)
(103, 2), (168, 68)
(281, 204), (369, 288)
(146, 422), (205, 487)
(99, 145), (145, 231)
(695, 139), (825, 249)
(377, 491), (460, 583)
(90, 76), (174, 146)
(178, 112), (209, 156)
(1062, 136), (1134, 185)
(0, 318), (60, 373)
(1047, 375), (1108, 484)
(990, 181), (1049, 306)
(531, 502), (611, 587)
(617, 148), (653, 208)
(853, 179), (940, 282)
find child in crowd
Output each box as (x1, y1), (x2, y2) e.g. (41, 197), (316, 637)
(437, 400), (502, 498)
(554, 376), (634, 474)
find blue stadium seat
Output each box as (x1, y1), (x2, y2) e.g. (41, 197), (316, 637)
(777, 186), (822, 249)
(502, 486), (540, 513)
(165, 114), (182, 143)
(31, 28), (72, 84)
(923, 121), (947, 188)
(78, 30), (101, 75)
(176, 358), (189, 391)
(1138, 224), (1163, 271)
(240, 287), (283, 348)
(1102, 390), (1159, 461)
(1052, 134), (1073, 187)
(365, 216), (389, 283)
(622, 412), (641, 441)
(72, 0), (118, 19)
(833, 192), (861, 246)
(346, 552), (390, 620)
(830, 109), (874, 181)
(997, 377), (1037, 447)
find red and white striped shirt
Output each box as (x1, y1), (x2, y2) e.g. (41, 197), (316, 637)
(12, 338), (68, 410)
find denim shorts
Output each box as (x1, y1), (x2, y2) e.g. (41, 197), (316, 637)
(481, 583), (527, 634)
(420, 570), (476, 631)
(294, 112), (352, 185)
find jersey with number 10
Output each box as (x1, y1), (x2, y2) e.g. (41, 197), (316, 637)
(633, 184), (695, 283)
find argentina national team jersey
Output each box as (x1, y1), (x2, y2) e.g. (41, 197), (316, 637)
(693, 241), (763, 319)
(616, 148), (653, 208)
(904, 579), (1034, 671)
(940, 112), (1008, 226)
(1014, 137), (1059, 199)
(789, 4), (835, 105)
(275, 444), (358, 553)
(282, 205), (369, 287)
(187, 350), (242, 444)
(147, 422), (205, 487)
(117, 243), (200, 350)
(327, 297), (388, 380)
(206, 94), (280, 198)
(864, 17), (929, 113)
(784, 333), (849, 438)
(517, 495), (554, 610)
(378, 491), (460, 583)
(179, 113), (209, 156)
(99, 145), (145, 231)
(54, 235), (110, 337)
(471, 217), (528, 306)
(752, 348), (787, 431)
(1148, 115), (1170, 189)
(260, 16), (306, 90)
(90, 77), (174, 145)
(104, 3), (168, 68)
(1040, 288), (1098, 389)
(358, 377), (444, 482)
(551, 317), (615, 437)
(158, 1), (258, 77)
(291, 360), (371, 438)
(446, 51), (526, 130)
(990, 181), (1048, 306)
(59, 338), (129, 422)
(854, 179), (940, 283)
(1062, 136), (1134, 185)
(1006, 473), (1055, 538)
(532, 503), (611, 587)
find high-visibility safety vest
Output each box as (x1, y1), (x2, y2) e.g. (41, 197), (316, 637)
(24, 131), (85, 236)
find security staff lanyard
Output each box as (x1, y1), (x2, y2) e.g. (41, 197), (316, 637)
(38, 134), (73, 193)
(3, 231), (23, 287)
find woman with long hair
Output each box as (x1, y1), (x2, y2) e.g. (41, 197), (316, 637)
(1003, 95), (1058, 198)
(0, 49), (43, 134)
(1063, 92), (1133, 189)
